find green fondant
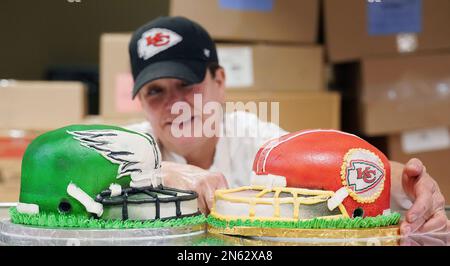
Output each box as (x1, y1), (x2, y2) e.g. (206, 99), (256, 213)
(207, 212), (401, 230)
(9, 207), (206, 229)
(19, 125), (154, 217)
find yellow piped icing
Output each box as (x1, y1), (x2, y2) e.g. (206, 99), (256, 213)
(249, 199), (257, 217)
(293, 191), (300, 219)
(338, 203), (349, 217)
(274, 189), (281, 217)
(212, 186), (350, 222)
(255, 189), (270, 198)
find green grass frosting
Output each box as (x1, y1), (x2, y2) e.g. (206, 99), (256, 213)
(10, 207), (400, 231)
(9, 207), (206, 229)
(207, 212), (401, 230)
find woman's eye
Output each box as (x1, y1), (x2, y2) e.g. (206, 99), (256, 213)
(146, 88), (163, 96)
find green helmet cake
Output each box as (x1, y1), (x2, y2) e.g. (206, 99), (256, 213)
(16, 125), (199, 222)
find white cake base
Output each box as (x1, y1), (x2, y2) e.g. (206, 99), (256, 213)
(212, 186), (346, 221)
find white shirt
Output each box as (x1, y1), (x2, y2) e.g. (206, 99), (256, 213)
(127, 111), (287, 188)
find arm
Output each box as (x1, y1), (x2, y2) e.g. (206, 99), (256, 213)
(390, 159), (447, 235)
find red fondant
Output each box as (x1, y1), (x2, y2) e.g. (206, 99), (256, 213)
(252, 130), (391, 217)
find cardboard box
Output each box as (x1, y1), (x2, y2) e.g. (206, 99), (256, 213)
(337, 52), (450, 136)
(387, 127), (450, 203)
(218, 44), (324, 91)
(82, 115), (146, 128)
(170, 0), (319, 43)
(0, 130), (39, 183)
(100, 34), (144, 119)
(0, 159), (21, 183)
(0, 131), (36, 203)
(0, 81), (87, 131)
(0, 180), (20, 202)
(324, 0), (450, 62)
(225, 90), (340, 132)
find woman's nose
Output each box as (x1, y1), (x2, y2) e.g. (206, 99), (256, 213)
(164, 88), (188, 112)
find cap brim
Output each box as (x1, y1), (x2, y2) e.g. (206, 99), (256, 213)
(132, 60), (207, 99)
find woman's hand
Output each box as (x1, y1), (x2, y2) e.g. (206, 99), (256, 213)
(393, 159), (447, 235)
(161, 161), (229, 214)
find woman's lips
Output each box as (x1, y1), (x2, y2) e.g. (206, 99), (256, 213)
(167, 116), (196, 128)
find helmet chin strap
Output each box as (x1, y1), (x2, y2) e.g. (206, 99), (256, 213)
(17, 202), (40, 215)
(67, 183), (103, 217)
(109, 183), (123, 197)
(130, 169), (162, 188)
(327, 187), (349, 211)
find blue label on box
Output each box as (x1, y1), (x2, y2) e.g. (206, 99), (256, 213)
(219, 0), (274, 12)
(367, 0), (422, 36)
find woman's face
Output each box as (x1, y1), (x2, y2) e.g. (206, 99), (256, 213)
(137, 68), (225, 156)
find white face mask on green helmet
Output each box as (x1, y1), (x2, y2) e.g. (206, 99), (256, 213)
(17, 124), (199, 221)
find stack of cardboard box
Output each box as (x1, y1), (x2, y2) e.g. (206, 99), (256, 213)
(169, 0), (340, 132)
(0, 81), (88, 202)
(324, 0), (450, 202)
(387, 127), (450, 202)
(0, 81), (88, 131)
(99, 0), (340, 132)
(0, 80), (88, 201)
(99, 34), (144, 121)
(0, 130), (34, 202)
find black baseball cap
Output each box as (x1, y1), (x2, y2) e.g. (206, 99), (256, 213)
(129, 16), (219, 99)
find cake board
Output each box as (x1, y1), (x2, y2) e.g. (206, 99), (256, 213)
(207, 225), (400, 246)
(0, 219), (206, 246)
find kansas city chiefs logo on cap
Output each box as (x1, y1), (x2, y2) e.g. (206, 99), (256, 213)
(138, 28), (182, 60)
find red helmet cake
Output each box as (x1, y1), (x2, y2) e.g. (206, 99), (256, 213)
(252, 129), (391, 218)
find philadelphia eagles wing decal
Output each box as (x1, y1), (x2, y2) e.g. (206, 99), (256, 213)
(67, 130), (161, 188)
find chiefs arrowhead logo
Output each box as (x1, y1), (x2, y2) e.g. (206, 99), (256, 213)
(137, 28), (182, 60)
(341, 149), (385, 203)
(346, 160), (384, 193)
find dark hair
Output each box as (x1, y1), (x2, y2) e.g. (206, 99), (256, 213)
(207, 62), (222, 78)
